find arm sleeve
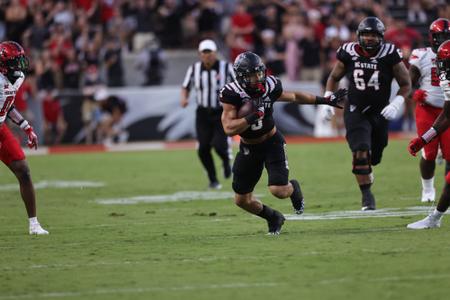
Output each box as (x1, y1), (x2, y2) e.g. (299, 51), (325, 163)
(389, 46), (404, 66)
(336, 46), (349, 65)
(269, 76), (283, 101)
(182, 65), (193, 89)
(219, 86), (240, 106)
(408, 49), (422, 68)
(7, 106), (26, 126)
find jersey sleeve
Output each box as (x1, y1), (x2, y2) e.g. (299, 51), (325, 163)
(0, 77), (8, 123)
(268, 76), (283, 101)
(219, 85), (241, 106)
(336, 45), (350, 65)
(182, 65), (193, 89)
(387, 45), (403, 66)
(408, 48), (424, 69)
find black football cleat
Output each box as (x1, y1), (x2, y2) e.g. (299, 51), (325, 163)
(289, 179), (304, 214)
(223, 163), (232, 179)
(361, 193), (376, 211)
(267, 210), (285, 235)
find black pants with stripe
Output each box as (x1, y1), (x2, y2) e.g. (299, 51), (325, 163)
(196, 106), (230, 183)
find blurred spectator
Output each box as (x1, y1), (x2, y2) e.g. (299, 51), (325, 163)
(102, 37), (124, 87)
(23, 12), (50, 53)
(298, 28), (322, 81)
(94, 88), (128, 145)
(4, 0), (28, 43)
(226, 1), (255, 61)
(282, 5), (307, 81)
(197, 0), (222, 40)
(385, 19), (423, 58)
(131, 0), (158, 52)
(62, 48), (82, 89)
(408, 0), (428, 25)
(135, 34), (166, 86)
(157, 0), (187, 48)
(257, 29), (285, 76)
(42, 91), (67, 145)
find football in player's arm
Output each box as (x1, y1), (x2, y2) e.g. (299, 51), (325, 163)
(407, 39), (450, 229)
(220, 51), (347, 235)
(0, 41), (48, 235)
(323, 17), (411, 211)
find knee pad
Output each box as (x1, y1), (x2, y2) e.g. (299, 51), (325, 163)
(352, 152), (372, 175)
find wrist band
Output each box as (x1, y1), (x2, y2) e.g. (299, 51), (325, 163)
(19, 120), (30, 130)
(421, 127), (437, 143)
(315, 96), (326, 105)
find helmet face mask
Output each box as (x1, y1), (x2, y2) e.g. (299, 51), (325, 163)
(357, 17), (385, 53)
(429, 18), (450, 53)
(234, 52), (267, 97)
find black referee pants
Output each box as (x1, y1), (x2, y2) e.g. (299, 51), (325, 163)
(196, 106), (230, 183)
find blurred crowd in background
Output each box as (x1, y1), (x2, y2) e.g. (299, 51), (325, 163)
(1, 0), (449, 145)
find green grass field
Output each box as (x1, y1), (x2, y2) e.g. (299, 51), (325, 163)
(1, 139), (450, 300)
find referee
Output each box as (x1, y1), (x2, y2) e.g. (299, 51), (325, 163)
(181, 39), (235, 189)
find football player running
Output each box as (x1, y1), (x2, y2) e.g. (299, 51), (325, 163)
(323, 17), (411, 210)
(409, 18), (450, 203)
(0, 41), (48, 235)
(407, 40), (450, 229)
(220, 51), (347, 235)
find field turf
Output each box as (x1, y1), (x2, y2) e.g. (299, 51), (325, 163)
(1, 139), (449, 300)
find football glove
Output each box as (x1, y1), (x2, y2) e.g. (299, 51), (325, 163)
(408, 137), (425, 156)
(412, 89), (427, 103)
(381, 95), (404, 120)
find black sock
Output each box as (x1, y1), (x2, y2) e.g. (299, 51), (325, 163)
(359, 183), (372, 198)
(257, 204), (275, 220)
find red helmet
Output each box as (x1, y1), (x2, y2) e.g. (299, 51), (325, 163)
(429, 18), (450, 53)
(0, 41), (29, 75)
(437, 40), (450, 80)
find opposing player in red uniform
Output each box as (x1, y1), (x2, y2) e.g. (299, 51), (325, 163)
(409, 18), (450, 202)
(0, 41), (48, 235)
(407, 40), (450, 229)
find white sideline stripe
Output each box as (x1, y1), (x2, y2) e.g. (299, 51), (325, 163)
(107, 142), (165, 152)
(95, 191), (247, 204)
(318, 273), (450, 285)
(285, 206), (444, 221)
(0, 282), (279, 299)
(0, 180), (105, 191)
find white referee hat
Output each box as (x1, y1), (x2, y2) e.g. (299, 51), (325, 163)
(198, 39), (217, 52)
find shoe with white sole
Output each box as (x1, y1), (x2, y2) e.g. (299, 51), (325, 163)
(421, 188), (435, 202)
(407, 215), (441, 229)
(29, 223), (49, 235)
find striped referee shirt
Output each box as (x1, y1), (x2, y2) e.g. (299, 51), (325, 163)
(182, 60), (235, 109)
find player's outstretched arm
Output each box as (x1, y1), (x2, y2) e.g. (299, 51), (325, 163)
(7, 106), (38, 149)
(408, 101), (450, 156)
(278, 89), (347, 108)
(221, 103), (251, 136)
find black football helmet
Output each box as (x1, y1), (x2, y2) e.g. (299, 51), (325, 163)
(233, 51), (266, 97)
(357, 17), (385, 52)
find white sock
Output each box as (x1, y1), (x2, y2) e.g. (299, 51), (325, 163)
(29, 217), (39, 226)
(422, 177), (434, 191)
(431, 209), (444, 219)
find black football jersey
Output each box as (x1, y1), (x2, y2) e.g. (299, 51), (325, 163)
(337, 42), (403, 113)
(219, 75), (283, 139)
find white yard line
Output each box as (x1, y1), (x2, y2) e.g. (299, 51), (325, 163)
(318, 273), (450, 285)
(0, 282), (279, 299)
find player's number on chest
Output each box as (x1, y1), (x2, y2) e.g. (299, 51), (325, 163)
(0, 95), (14, 117)
(353, 69), (380, 91)
(251, 119), (263, 131)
